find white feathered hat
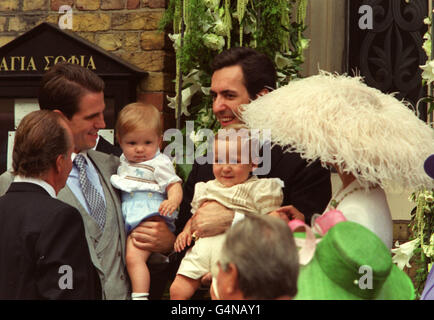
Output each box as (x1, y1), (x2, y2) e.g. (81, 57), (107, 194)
(240, 72), (434, 191)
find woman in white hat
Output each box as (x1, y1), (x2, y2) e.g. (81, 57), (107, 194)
(241, 72), (434, 249)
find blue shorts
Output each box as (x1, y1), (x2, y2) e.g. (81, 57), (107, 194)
(121, 190), (177, 234)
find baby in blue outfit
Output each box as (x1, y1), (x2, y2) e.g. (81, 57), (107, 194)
(111, 103), (183, 300)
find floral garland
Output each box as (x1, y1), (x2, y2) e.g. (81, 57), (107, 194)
(160, 0), (309, 181)
(391, 15), (434, 298)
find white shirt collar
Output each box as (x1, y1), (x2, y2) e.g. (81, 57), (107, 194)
(92, 136), (100, 151)
(14, 175), (57, 198)
(72, 150), (90, 162)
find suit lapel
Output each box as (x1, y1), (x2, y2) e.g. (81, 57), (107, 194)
(57, 184), (105, 274)
(87, 150), (118, 192)
(58, 185), (87, 213)
(87, 150), (126, 263)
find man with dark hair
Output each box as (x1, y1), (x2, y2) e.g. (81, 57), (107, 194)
(210, 47), (277, 102)
(38, 64), (122, 157)
(177, 47), (331, 234)
(0, 110), (100, 299)
(211, 213), (299, 300)
(38, 62), (105, 119)
(169, 47), (331, 293)
(0, 63), (174, 299)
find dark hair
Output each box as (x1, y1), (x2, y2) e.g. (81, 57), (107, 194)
(38, 62), (105, 119)
(211, 47), (277, 99)
(13, 110), (71, 178)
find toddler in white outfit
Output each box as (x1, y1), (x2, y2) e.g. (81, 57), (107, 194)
(169, 125), (283, 300)
(110, 103), (183, 300)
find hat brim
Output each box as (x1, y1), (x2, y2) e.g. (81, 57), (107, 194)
(295, 250), (415, 300)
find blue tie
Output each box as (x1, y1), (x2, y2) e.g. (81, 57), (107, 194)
(73, 154), (106, 230)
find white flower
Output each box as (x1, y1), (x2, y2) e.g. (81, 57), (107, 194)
(168, 33), (181, 51)
(391, 238), (420, 270)
(420, 60), (434, 84)
(422, 234), (434, 258)
(167, 83), (201, 117)
(299, 38), (310, 50)
(201, 86), (210, 95)
(275, 52), (292, 70)
(423, 191), (434, 203)
(189, 130), (205, 145)
(276, 71), (287, 83)
(203, 33), (225, 51)
(213, 18), (227, 36)
(201, 115), (210, 123)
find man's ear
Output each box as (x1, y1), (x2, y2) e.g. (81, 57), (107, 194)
(55, 154), (64, 174)
(53, 110), (71, 125)
(256, 88), (270, 98)
(53, 109), (66, 118)
(225, 263), (239, 295)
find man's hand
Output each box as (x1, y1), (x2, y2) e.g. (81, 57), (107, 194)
(191, 200), (234, 238)
(131, 216), (175, 254)
(270, 205), (305, 223)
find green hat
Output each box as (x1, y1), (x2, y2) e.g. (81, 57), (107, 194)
(295, 221), (415, 300)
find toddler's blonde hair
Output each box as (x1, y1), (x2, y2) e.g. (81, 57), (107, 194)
(116, 102), (162, 141)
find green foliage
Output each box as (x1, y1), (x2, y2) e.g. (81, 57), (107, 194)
(409, 189), (434, 298)
(160, 0), (309, 180)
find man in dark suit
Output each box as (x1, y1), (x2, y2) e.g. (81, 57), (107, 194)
(170, 48), (331, 289)
(0, 63), (174, 299)
(0, 110), (100, 299)
(177, 47), (331, 235)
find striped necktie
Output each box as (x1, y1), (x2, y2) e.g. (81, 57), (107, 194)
(73, 154), (106, 230)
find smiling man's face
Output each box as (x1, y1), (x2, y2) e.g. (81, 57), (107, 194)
(68, 91), (106, 153)
(211, 65), (251, 127)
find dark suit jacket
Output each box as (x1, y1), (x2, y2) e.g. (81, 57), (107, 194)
(96, 136), (122, 157)
(177, 144), (332, 232)
(0, 182), (101, 299)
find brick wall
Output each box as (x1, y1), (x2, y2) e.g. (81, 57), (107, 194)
(0, 0), (175, 129)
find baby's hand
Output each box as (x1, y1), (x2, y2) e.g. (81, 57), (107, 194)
(159, 199), (178, 216)
(174, 231), (192, 252)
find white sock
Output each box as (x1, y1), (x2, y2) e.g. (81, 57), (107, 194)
(132, 292), (149, 300)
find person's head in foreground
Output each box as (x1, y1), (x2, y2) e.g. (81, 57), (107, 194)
(241, 72), (434, 191)
(211, 213), (299, 300)
(213, 124), (260, 188)
(12, 110), (74, 194)
(115, 102), (163, 164)
(294, 220), (415, 300)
